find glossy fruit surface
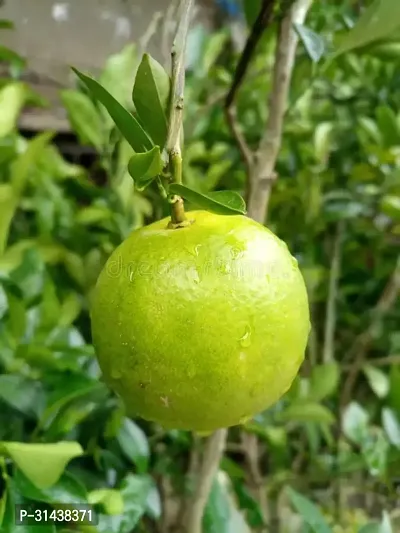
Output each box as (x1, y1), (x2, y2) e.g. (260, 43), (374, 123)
(91, 210), (310, 431)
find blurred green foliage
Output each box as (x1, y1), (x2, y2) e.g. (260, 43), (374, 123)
(0, 1), (400, 532)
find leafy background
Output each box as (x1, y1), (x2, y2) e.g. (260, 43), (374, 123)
(0, 1), (400, 532)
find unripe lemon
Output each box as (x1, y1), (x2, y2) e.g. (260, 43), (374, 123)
(91, 210), (310, 431)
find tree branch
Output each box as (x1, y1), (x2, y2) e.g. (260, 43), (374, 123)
(322, 221), (345, 364)
(247, 0), (313, 223)
(184, 428), (228, 533)
(340, 256), (400, 409)
(225, 0), (276, 176)
(166, 0), (194, 227)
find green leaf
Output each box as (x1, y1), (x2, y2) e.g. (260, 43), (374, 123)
(0, 82), (26, 137)
(145, 484), (162, 520)
(309, 362), (339, 401)
(169, 184), (247, 215)
(200, 32), (229, 76)
(11, 131), (54, 196)
(243, 0), (262, 27)
(380, 195), (400, 220)
(0, 376), (43, 418)
(314, 122), (334, 165)
(362, 365), (389, 398)
(118, 474), (152, 533)
(0, 184), (16, 256)
(132, 54), (170, 147)
(382, 408), (400, 448)
(204, 473), (250, 533)
(1, 484), (56, 533)
(362, 429), (389, 477)
(380, 511), (393, 533)
(294, 24), (325, 62)
(342, 402), (369, 444)
(76, 206), (112, 225)
(358, 523), (381, 533)
(334, 0), (400, 57)
(128, 145), (163, 190)
(360, 516), (393, 533)
(89, 488), (124, 515)
(0, 46), (26, 69)
(61, 90), (104, 149)
(38, 376), (107, 432)
(389, 365), (400, 412)
(116, 418), (150, 474)
(13, 469), (87, 505)
(279, 402), (335, 424)
(286, 487), (332, 533)
(72, 68), (152, 153)
(0, 442), (83, 489)
(375, 106), (400, 147)
(100, 44), (138, 106)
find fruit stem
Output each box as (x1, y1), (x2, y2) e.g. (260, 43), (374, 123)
(168, 149), (188, 226)
(165, 0), (194, 227)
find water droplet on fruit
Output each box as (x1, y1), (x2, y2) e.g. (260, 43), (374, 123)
(291, 256), (298, 268)
(239, 352), (246, 361)
(194, 244), (202, 256)
(239, 325), (252, 348)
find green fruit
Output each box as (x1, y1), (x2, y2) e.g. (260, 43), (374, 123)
(91, 210), (310, 431)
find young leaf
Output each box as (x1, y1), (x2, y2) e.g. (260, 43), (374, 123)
(286, 488), (332, 533)
(0, 442), (83, 489)
(0, 82), (26, 138)
(375, 105), (400, 147)
(169, 184), (247, 215)
(128, 146), (163, 191)
(278, 402), (335, 424)
(0, 46), (26, 69)
(309, 362), (339, 401)
(294, 24), (325, 62)
(116, 418), (150, 474)
(132, 54), (170, 147)
(100, 44), (138, 106)
(382, 408), (400, 448)
(342, 402), (369, 444)
(61, 90), (104, 150)
(362, 365), (389, 398)
(71, 68), (152, 153)
(334, 0), (400, 57)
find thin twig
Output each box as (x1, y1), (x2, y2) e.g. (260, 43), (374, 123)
(224, 0), (276, 174)
(241, 432), (269, 530)
(248, 0), (313, 223)
(342, 354), (400, 370)
(322, 221), (345, 364)
(139, 11), (163, 54)
(225, 1), (275, 110)
(184, 429), (228, 533)
(166, 0), (193, 155)
(340, 256), (400, 409)
(161, 0), (180, 64)
(166, 0), (194, 226)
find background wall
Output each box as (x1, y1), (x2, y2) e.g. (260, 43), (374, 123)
(0, 0), (215, 131)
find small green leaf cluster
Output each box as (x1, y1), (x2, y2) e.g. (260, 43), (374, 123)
(73, 54), (247, 217)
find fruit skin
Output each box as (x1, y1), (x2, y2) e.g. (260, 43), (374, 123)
(91, 210), (310, 431)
